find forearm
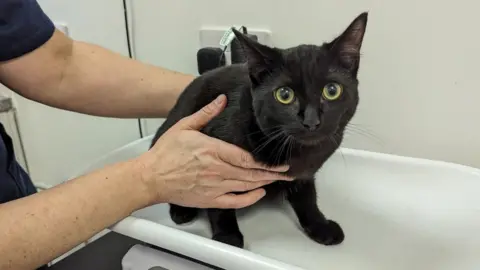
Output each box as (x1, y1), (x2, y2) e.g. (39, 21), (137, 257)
(0, 30), (194, 118)
(0, 158), (151, 270)
(57, 40), (194, 118)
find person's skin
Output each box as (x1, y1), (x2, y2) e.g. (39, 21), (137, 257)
(0, 30), (192, 118)
(0, 30), (293, 269)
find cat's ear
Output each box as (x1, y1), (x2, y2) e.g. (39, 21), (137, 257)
(328, 12), (368, 71)
(232, 28), (282, 84)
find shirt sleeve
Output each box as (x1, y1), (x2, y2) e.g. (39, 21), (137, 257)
(0, 0), (55, 61)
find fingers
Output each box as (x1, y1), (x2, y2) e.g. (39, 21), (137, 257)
(216, 140), (290, 172)
(175, 94), (227, 131)
(222, 179), (274, 192)
(223, 164), (293, 182)
(214, 189), (266, 209)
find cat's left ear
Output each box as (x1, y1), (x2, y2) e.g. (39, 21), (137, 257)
(328, 12), (368, 71)
(232, 28), (283, 84)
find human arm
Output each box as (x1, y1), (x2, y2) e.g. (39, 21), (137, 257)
(0, 96), (292, 270)
(0, 157), (149, 270)
(0, 29), (194, 118)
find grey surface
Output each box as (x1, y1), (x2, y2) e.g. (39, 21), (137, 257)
(48, 232), (142, 270)
(122, 244), (219, 270)
(0, 93), (13, 112)
(47, 232), (223, 270)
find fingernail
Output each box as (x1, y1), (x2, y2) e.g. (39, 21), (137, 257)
(278, 172), (294, 181)
(215, 94), (226, 105)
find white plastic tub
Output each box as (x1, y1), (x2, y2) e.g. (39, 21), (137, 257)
(74, 135), (480, 270)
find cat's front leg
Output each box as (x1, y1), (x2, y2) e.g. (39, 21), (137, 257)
(169, 204), (199, 225)
(286, 179), (344, 245)
(207, 209), (244, 248)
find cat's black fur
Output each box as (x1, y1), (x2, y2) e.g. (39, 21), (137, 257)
(150, 12), (368, 248)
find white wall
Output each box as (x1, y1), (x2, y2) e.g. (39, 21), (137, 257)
(130, 0), (480, 168)
(9, 0), (141, 187)
(9, 0), (479, 188)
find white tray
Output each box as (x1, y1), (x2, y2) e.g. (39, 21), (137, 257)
(73, 135), (480, 270)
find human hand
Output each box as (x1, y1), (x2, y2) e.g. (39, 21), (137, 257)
(138, 94), (293, 209)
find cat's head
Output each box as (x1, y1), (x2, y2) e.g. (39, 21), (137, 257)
(233, 12), (368, 146)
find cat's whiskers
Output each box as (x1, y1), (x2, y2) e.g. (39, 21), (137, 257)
(249, 127), (281, 149)
(281, 135), (294, 165)
(274, 135), (290, 166)
(345, 123), (384, 147)
(329, 134), (347, 169)
(265, 132), (288, 165)
(287, 135), (295, 163)
(245, 125), (283, 137)
(252, 128), (285, 155)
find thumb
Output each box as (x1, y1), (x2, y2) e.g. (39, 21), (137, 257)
(175, 94), (227, 130)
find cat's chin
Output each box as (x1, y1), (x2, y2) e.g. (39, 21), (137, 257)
(293, 135), (328, 146)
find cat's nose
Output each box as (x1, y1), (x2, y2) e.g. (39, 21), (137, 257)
(302, 105), (321, 131)
(302, 119), (321, 131)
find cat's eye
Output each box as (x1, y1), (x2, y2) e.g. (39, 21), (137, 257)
(274, 87), (295, 104)
(322, 83), (343, 101)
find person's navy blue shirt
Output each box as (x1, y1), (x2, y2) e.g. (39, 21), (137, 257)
(0, 0), (55, 203)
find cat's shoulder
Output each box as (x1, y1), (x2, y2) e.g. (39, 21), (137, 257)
(178, 64), (248, 103)
(203, 63), (249, 78)
(181, 64), (250, 106)
(201, 63), (250, 88)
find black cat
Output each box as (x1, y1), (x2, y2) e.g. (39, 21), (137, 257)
(151, 12), (368, 248)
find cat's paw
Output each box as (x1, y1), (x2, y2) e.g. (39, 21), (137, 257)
(212, 232), (244, 248)
(304, 220), (345, 245)
(169, 205), (198, 225)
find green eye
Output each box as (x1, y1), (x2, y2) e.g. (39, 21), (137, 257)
(274, 87), (295, 104)
(322, 83), (343, 101)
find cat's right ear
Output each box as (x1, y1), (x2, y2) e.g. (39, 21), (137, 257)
(327, 12), (368, 73)
(232, 28), (282, 84)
